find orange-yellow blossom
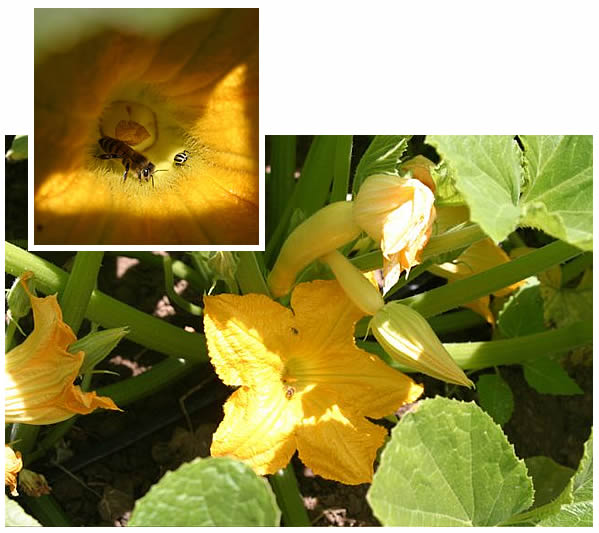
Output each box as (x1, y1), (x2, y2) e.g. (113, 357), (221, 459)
(204, 280), (423, 485)
(34, 9), (258, 245)
(353, 174), (436, 294)
(5, 274), (121, 424)
(430, 238), (526, 324)
(5, 446), (23, 496)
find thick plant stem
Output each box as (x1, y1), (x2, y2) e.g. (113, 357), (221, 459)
(269, 464), (311, 526)
(401, 240), (583, 318)
(59, 251), (104, 334)
(359, 320), (592, 372)
(5, 242), (207, 362)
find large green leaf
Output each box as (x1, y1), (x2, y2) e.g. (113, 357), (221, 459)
(427, 136), (522, 243)
(520, 135), (592, 251)
(427, 135), (593, 251)
(367, 397), (533, 526)
(128, 457), (280, 526)
(4, 496), (42, 527)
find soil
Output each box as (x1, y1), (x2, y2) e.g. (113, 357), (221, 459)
(10, 253), (592, 527)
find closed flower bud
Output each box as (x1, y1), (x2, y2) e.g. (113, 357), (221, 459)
(370, 302), (473, 387)
(6, 272), (34, 320)
(353, 174), (436, 294)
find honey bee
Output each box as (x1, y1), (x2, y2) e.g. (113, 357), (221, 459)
(285, 386), (296, 399)
(97, 136), (161, 186)
(173, 149), (190, 167)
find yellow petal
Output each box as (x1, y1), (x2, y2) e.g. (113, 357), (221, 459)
(289, 280), (423, 417)
(211, 383), (301, 475)
(297, 393), (387, 485)
(5, 446), (23, 497)
(5, 277), (121, 424)
(353, 175), (436, 291)
(34, 9), (258, 245)
(203, 292), (294, 387)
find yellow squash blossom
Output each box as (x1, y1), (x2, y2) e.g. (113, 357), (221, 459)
(204, 280), (423, 485)
(353, 173), (436, 294)
(5, 274), (121, 424)
(34, 8), (258, 245)
(5, 446), (23, 496)
(430, 238), (525, 324)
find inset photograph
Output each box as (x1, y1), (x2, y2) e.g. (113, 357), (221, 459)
(34, 8), (258, 246)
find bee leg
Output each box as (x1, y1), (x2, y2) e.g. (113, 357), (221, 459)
(151, 173), (154, 187)
(122, 161), (130, 183)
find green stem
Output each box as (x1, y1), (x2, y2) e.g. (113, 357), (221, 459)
(5, 242), (207, 362)
(359, 320), (591, 372)
(237, 252), (271, 296)
(401, 240), (583, 318)
(59, 251), (104, 334)
(9, 424), (40, 456)
(448, 320), (592, 370)
(162, 255), (203, 315)
(20, 494), (71, 526)
(269, 464), (311, 526)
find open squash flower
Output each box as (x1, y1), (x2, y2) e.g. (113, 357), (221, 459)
(430, 238), (525, 324)
(204, 280), (423, 485)
(353, 172), (436, 294)
(5, 273), (121, 424)
(5, 446), (23, 496)
(34, 8), (258, 244)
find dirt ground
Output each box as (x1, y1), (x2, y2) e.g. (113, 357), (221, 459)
(12, 253), (592, 526)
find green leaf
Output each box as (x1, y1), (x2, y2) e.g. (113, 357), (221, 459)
(427, 136), (522, 243)
(497, 277), (545, 337)
(476, 373), (514, 425)
(539, 266), (592, 329)
(538, 431), (593, 526)
(524, 456), (575, 508)
(427, 135), (593, 251)
(367, 397), (533, 526)
(5, 495), (42, 527)
(267, 136), (296, 239)
(520, 135), (592, 251)
(128, 457), (281, 526)
(353, 135), (410, 194)
(523, 358), (583, 395)
(330, 135), (353, 202)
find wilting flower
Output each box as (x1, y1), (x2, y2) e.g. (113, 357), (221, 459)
(5, 273), (121, 424)
(204, 280), (423, 485)
(34, 8), (258, 245)
(430, 238), (525, 324)
(353, 173), (436, 294)
(5, 446), (23, 496)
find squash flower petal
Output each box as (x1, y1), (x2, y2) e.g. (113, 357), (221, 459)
(431, 238), (526, 324)
(34, 8), (258, 245)
(5, 446), (23, 497)
(353, 174), (436, 294)
(204, 280), (423, 485)
(5, 275), (121, 425)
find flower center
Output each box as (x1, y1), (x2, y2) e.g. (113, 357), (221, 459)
(91, 90), (197, 191)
